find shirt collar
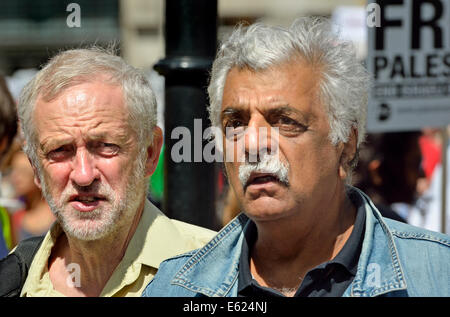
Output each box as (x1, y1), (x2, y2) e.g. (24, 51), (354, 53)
(120, 198), (195, 269)
(238, 220), (257, 294)
(329, 187), (366, 275)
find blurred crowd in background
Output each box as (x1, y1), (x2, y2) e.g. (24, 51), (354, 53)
(0, 75), (56, 256)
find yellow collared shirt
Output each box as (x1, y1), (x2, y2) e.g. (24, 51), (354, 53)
(20, 199), (216, 297)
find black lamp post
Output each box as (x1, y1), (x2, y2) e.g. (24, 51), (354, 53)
(154, 0), (219, 230)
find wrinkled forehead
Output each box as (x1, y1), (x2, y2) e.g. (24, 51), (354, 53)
(36, 72), (121, 103)
(36, 79), (125, 111)
(221, 62), (324, 118)
(33, 81), (132, 136)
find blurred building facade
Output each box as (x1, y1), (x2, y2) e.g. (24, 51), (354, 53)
(0, 0), (366, 73)
(0, 0), (119, 75)
(121, 0), (367, 69)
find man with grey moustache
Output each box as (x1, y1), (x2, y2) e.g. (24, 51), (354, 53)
(143, 17), (450, 297)
(4, 47), (215, 297)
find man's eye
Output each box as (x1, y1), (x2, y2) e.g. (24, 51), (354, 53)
(97, 143), (119, 156)
(273, 116), (307, 132)
(47, 145), (73, 161)
(277, 116), (297, 125)
(224, 119), (245, 129)
(223, 119), (246, 140)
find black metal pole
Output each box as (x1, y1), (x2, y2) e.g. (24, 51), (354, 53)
(154, 0), (219, 230)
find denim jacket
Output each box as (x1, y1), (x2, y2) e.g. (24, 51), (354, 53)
(143, 187), (450, 297)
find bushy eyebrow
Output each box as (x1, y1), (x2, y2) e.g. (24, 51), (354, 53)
(220, 107), (250, 126)
(266, 105), (295, 116)
(221, 105), (310, 122)
(221, 107), (244, 118)
(40, 137), (73, 153)
(40, 132), (129, 153)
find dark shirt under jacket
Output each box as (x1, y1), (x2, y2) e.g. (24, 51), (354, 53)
(375, 203), (407, 223)
(237, 189), (366, 297)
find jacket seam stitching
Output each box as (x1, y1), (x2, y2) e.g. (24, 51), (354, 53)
(163, 250), (197, 262)
(171, 280), (216, 297)
(390, 231), (450, 246)
(370, 211), (407, 297)
(350, 189), (407, 297)
(176, 220), (241, 276)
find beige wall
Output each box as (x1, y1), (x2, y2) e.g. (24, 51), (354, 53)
(120, 0), (164, 68)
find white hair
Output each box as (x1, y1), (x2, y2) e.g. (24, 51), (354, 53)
(208, 17), (371, 169)
(17, 46), (157, 168)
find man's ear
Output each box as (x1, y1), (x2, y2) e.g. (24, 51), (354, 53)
(28, 157), (43, 190)
(368, 159), (382, 186)
(338, 128), (358, 180)
(145, 126), (163, 177)
(0, 137), (7, 158)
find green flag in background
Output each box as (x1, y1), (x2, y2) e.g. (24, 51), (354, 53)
(148, 144), (164, 203)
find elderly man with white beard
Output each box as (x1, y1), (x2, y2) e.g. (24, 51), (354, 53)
(142, 17), (450, 297)
(2, 47), (215, 297)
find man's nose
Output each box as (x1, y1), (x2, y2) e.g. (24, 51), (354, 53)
(244, 121), (275, 163)
(70, 148), (99, 187)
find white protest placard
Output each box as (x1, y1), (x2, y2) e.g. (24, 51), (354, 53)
(367, 0), (450, 132)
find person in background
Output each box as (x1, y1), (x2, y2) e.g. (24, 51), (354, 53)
(221, 185), (241, 226)
(0, 228), (7, 259)
(419, 128), (441, 183)
(352, 132), (423, 223)
(9, 145), (55, 244)
(412, 128), (450, 233)
(0, 75), (17, 257)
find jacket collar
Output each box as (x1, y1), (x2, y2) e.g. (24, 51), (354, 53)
(346, 188), (407, 297)
(171, 187), (408, 297)
(170, 213), (248, 297)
